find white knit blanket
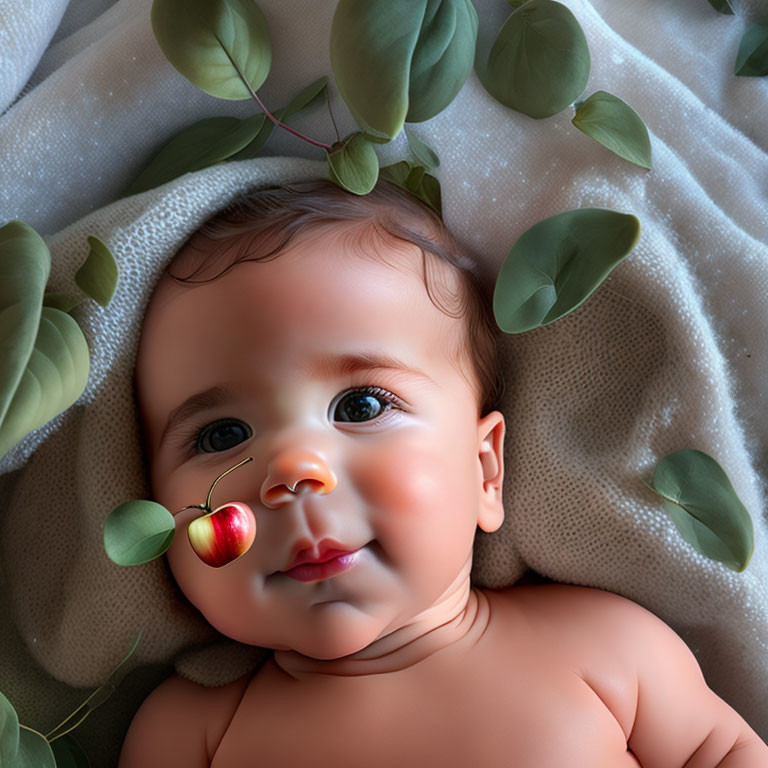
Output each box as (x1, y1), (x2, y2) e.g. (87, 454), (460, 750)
(0, 0), (766, 764)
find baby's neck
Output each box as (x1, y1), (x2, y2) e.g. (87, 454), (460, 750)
(273, 585), (490, 680)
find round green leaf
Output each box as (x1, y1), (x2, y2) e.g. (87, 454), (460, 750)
(480, 0), (590, 119)
(0, 690), (21, 766)
(0, 306), (90, 463)
(649, 449), (754, 572)
(74, 237), (118, 308)
(327, 132), (380, 195)
(493, 209), (640, 333)
(151, 0), (272, 100)
(231, 76), (329, 161)
(404, 126), (440, 169)
(572, 91), (652, 170)
(125, 114), (266, 196)
(104, 500), (175, 566)
(0, 222), (50, 425)
(735, 24), (768, 77)
(17, 726), (55, 768)
(706, 0), (734, 13)
(330, 0), (478, 142)
(50, 734), (91, 768)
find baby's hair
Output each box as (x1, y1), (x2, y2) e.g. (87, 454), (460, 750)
(164, 178), (505, 416)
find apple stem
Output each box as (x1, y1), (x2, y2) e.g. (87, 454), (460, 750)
(205, 456), (254, 510)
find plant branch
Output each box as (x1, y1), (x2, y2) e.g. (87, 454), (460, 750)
(247, 88), (333, 150)
(44, 687), (102, 741)
(218, 37), (333, 152)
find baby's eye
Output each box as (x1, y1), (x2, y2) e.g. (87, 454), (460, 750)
(332, 387), (402, 424)
(196, 419), (252, 453)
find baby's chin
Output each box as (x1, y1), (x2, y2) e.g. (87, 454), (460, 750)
(205, 600), (390, 661)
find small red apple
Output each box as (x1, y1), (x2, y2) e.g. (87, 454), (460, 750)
(187, 501), (256, 568)
(180, 456), (257, 568)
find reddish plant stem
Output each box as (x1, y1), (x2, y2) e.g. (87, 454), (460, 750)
(244, 80), (333, 151)
(219, 38), (334, 151)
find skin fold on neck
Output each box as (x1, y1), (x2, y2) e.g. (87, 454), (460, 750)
(273, 570), (491, 680)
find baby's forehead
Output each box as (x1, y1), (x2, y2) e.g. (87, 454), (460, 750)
(150, 217), (464, 317)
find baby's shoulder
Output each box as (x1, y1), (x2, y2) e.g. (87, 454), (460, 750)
(487, 581), (647, 628)
(118, 671), (253, 767)
(486, 582), (662, 739)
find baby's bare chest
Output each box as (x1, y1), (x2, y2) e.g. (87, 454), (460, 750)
(211, 600), (640, 768)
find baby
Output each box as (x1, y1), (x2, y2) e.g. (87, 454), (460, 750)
(119, 178), (767, 767)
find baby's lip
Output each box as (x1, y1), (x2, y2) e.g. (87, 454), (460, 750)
(280, 538), (356, 572)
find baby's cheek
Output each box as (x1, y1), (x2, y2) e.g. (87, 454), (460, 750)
(352, 434), (476, 530)
(354, 437), (436, 505)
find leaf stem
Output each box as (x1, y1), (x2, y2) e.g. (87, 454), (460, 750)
(44, 686), (104, 741)
(206, 456), (254, 510)
(246, 87), (333, 151)
(44, 631), (142, 742)
(216, 35), (333, 152)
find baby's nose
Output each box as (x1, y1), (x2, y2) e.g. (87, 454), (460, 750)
(260, 449), (337, 509)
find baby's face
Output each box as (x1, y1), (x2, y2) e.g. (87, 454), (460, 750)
(135, 222), (505, 659)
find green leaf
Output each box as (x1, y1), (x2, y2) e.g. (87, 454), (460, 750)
(648, 449), (754, 572)
(151, 0), (272, 100)
(379, 160), (413, 187)
(479, 0), (590, 119)
(405, 164), (426, 191)
(507, 0), (530, 7)
(418, 173), (442, 217)
(0, 222), (50, 423)
(17, 727), (55, 768)
(379, 161), (442, 217)
(104, 501), (176, 566)
(327, 132), (380, 195)
(572, 91), (652, 170)
(404, 127), (440, 169)
(125, 114), (267, 196)
(42, 292), (83, 314)
(280, 75), (330, 120)
(230, 76), (329, 161)
(735, 24), (768, 77)
(330, 0), (478, 142)
(0, 690), (21, 766)
(493, 209), (640, 333)
(50, 734), (91, 768)
(74, 237), (118, 308)
(706, 0), (734, 14)
(0, 307), (91, 462)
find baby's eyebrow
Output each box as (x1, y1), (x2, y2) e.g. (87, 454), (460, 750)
(161, 385), (236, 444)
(160, 352), (434, 444)
(304, 351), (434, 385)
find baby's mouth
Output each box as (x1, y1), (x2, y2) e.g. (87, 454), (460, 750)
(274, 545), (365, 583)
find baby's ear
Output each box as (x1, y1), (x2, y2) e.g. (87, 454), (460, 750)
(476, 411), (505, 533)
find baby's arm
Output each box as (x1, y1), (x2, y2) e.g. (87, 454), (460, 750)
(117, 672), (250, 768)
(601, 593), (768, 767)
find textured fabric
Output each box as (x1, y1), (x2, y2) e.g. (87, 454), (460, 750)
(0, 0), (68, 115)
(0, 0), (767, 764)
